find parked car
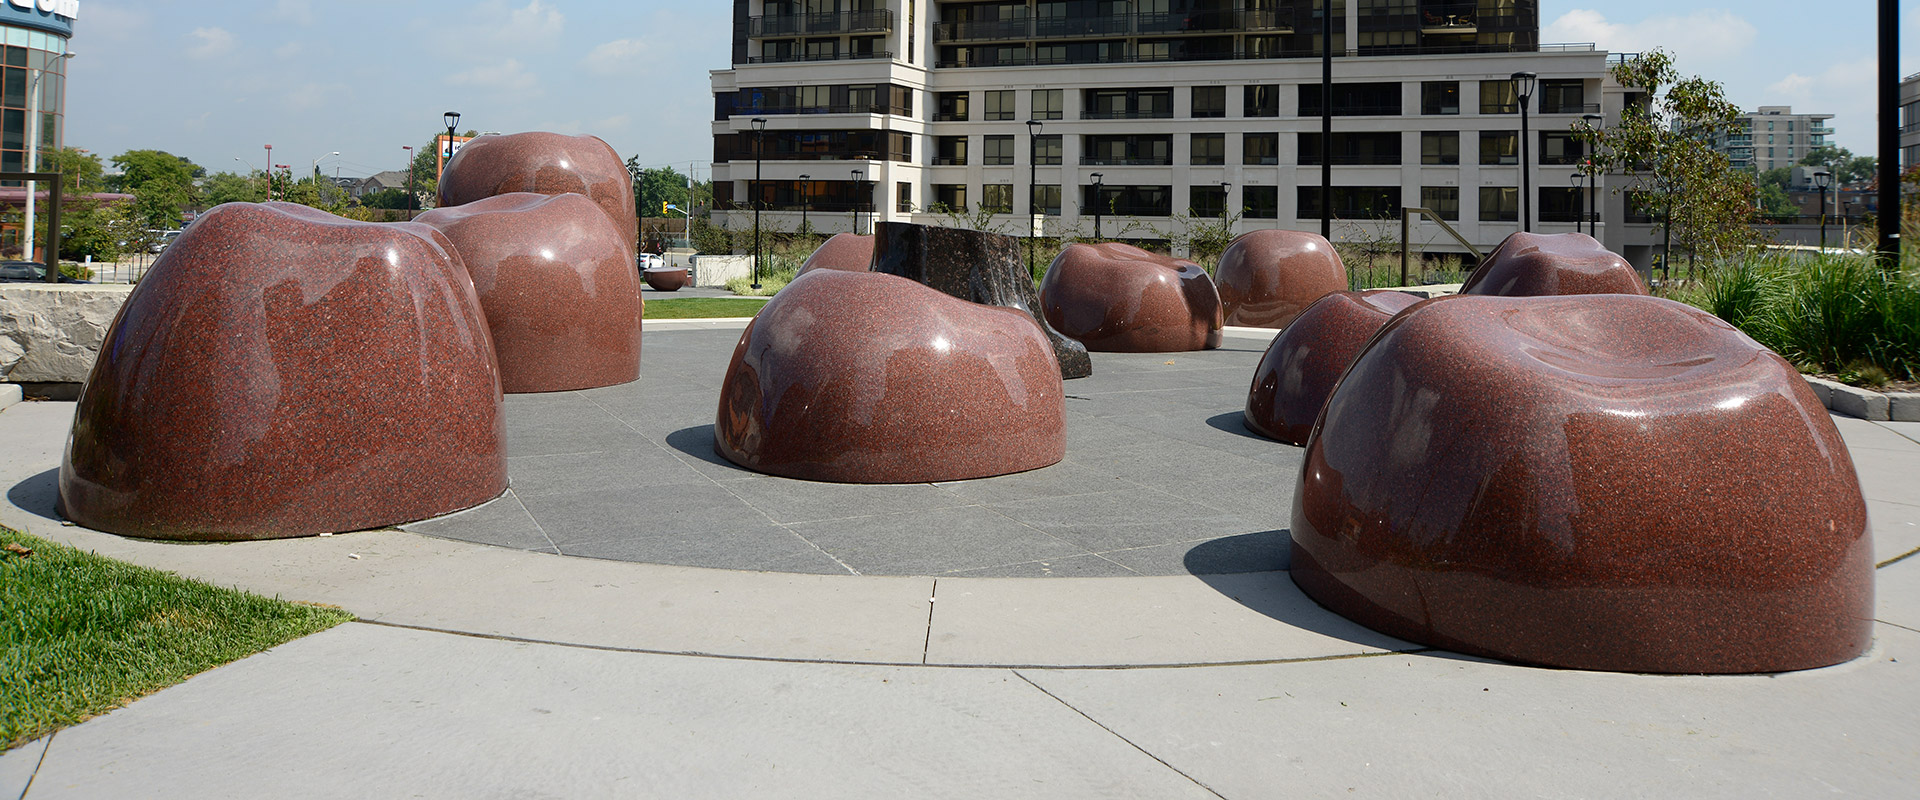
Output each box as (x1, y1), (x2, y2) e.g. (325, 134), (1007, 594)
(637, 253), (666, 271)
(0, 260), (91, 283)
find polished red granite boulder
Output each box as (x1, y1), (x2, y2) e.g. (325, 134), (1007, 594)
(1214, 230), (1349, 328)
(1290, 293), (1872, 673)
(59, 202), (507, 541)
(715, 269), (1065, 483)
(437, 131), (636, 256)
(1039, 242), (1223, 352)
(1244, 290), (1423, 445)
(795, 233), (874, 275)
(1460, 232), (1646, 297)
(643, 267), (690, 292)
(415, 192), (641, 393)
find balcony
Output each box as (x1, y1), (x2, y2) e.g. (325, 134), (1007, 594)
(750, 9), (892, 38)
(1080, 155), (1173, 166)
(935, 10), (1289, 44)
(1420, 2), (1479, 34)
(1810, 126), (1835, 135)
(1081, 109), (1175, 120)
(748, 49), (894, 65)
(1541, 102), (1601, 114)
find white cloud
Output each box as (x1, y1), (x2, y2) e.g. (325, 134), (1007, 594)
(186, 28), (236, 60)
(1544, 9), (1757, 63)
(273, 0), (314, 26)
(581, 39), (648, 76)
(446, 59), (537, 93)
(509, 0), (566, 40)
(1766, 57), (1876, 155)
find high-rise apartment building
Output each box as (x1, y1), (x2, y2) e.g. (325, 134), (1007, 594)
(711, 1), (1612, 258)
(1708, 105), (1834, 173)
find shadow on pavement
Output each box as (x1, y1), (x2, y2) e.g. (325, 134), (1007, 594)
(1204, 410), (1274, 443)
(663, 424), (754, 474)
(1185, 532), (1420, 653)
(7, 467), (60, 520)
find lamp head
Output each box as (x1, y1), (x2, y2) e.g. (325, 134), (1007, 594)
(1813, 170), (1831, 189)
(1027, 119), (1042, 134)
(798, 173), (809, 181)
(444, 111), (461, 131)
(1509, 71), (1537, 102)
(751, 117), (768, 131)
(1090, 172), (1102, 186)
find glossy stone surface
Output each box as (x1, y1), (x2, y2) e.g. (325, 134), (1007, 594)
(715, 269), (1065, 483)
(416, 192), (641, 393)
(1244, 290), (1423, 445)
(1459, 232), (1647, 297)
(1290, 293), (1873, 674)
(59, 202), (507, 541)
(437, 131), (636, 256)
(643, 267), (690, 292)
(871, 222), (1090, 379)
(1039, 242), (1223, 353)
(1215, 230), (1349, 328)
(795, 233), (874, 275)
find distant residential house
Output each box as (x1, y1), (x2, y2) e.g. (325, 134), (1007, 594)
(355, 170), (413, 199)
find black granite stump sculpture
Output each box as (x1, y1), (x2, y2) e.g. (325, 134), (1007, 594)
(870, 221), (1092, 379)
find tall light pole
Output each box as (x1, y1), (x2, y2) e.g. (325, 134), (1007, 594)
(797, 173), (810, 235)
(402, 146), (416, 221)
(21, 50), (73, 262)
(264, 144), (274, 200)
(1814, 169), (1832, 252)
(311, 151), (339, 202)
(1319, 0), (1331, 239)
(1090, 172), (1103, 240)
(233, 157), (262, 201)
(442, 111), (462, 179)
(751, 117), (767, 290)
(1878, 0), (1899, 267)
(1581, 113), (1603, 238)
(849, 166), (864, 234)
(1219, 181), (1232, 228)
(1511, 71), (1537, 233)
(1026, 119), (1042, 275)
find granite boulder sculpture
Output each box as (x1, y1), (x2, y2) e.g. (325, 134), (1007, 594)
(795, 233), (875, 275)
(59, 202), (508, 540)
(1289, 293), (1872, 673)
(415, 192), (642, 393)
(438, 131), (637, 257)
(1214, 230), (1349, 328)
(1244, 290), (1423, 445)
(1459, 231), (1646, 297)
(1039, 242), (1223, 353)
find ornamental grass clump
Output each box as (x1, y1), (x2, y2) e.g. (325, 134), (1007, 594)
(1682, 252), (1920, 384)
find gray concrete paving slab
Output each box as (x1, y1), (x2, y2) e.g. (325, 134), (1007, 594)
(1017, 623), (1920, 798)
(0, 735), (48, 798)
(1832, 415), (1920, 452)
(20, 624), (1220, 800)
(401, 489), (555, 551)
(1872, 499), (1920, 566)
(788, 504), (1089, 576)
(1855, 447), (1920, 507)
(1880, 420), (1920, 446)
(1876, 556), (1920, 632)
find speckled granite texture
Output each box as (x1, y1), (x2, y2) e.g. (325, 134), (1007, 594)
(58, 202), (507, 540)
(1214, 230), (1348, 329)
(416, 192), (641, 393)
(1459, 232), (1647, 297)
(437, 131), (636, 258)
(795, 233), (874, 275)
(1290, 293), (1872, 673)
(870, 222), (1091, 379)
(1040, 242), (1223, 353)
(642, 267), (690, 292)
(1244, 290), (1422, 445)
(715, 269), (1065, 483)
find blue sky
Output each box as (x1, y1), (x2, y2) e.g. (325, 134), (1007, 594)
(65, 1), (1918, 181)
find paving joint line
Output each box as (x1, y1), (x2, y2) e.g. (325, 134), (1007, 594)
(1877, 545), (1920, 569)
(1010, 670), (1231, 800)
(921, 578), (937, 665)
(1877, 619), (1920, 635)
(17, 729), (52, 800)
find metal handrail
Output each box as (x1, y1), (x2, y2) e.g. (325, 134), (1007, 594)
(1401, 206), (1483, 286)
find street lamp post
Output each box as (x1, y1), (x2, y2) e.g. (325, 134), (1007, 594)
(797, 173), (810, 235)
(264, 144), (274, 200)
(402, 146), (416, 221)
(849, 167), (864, 234)
(1814, 169), (1832, 252)
(751, 117), (767, 290)
(311, 151), (339, 202)
(22, 50), (74, 263)
(442, 111), (462, 179)
(1090, 172), (1103, 240)
(1026, 119), (1043, 276)
(1581, 113), (1603, 238)
(1219, 181), (1231, 228)
(1511, 71), (1537, 233)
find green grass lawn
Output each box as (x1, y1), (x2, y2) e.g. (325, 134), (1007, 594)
(1, 526), (353, 750)
(643, 297), (769, 319)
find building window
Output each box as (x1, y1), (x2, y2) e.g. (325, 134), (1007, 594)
(983, 184), (1014, 213)
(1082, 184), (1173, 216)
(1084, 88), (1174, 119)
(1539, 79), (1587, 113)
(984, 90), (1016, 121)
(1421, 81), (1459, 115)
(1192, 86), (1226, 118)
(1297, 186), (1402, 219)
(1540, 131), (1581, 165)
(1480, 80), (1517, 114)
(935, 136), (968, 166)
(804, 38), (838, 59)
(1032, 184), (1061, 215)
(1245, 85), (1280, 118)
(1192, 133), (1225, 165)
(1540, 187), (1582, 222)
(1479, 131), (1518, 165)
(933, 183), (968, 212)
(1032, 89), (1063, 120)
(1421, 131), (1459, 165)
(1033, 134), (1063, 165)
(1300, 82), (1402, 116)
(1243, 132), (1279, 165)
(1419, 187), (1459, 220)
(936, 91), (969, 122)
(1084, 134), (1173, 165)
(983, 135), (1015, 165)
(897, 182), (913, 213)
(1300, 132), (1402, 165)
(1479, 186), (1518, 221)
(1243, 185), (1279, 219)
(1190, 184), (1228, 218)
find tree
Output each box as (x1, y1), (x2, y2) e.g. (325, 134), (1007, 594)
(1799, 146), (1876, 185)
(360, 188), (411, 209)
(627, 160), (691, 217)
(1577, 50), (1758, 266)
(201, 171), (266, 207)
(110, 149), (201, 230)
(1754, 167), (1799, 219)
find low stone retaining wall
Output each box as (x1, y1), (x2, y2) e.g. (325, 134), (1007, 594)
(0, 284), (132, 385)
(1805, 376), (1920, 422)
(690, 255), (753, 288)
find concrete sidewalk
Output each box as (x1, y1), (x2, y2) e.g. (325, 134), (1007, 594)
(3, 334), (1919, 796)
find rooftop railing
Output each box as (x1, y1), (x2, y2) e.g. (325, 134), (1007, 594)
(749, 9), (892, 38)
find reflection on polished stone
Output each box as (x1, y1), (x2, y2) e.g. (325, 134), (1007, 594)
(795, 233), (874, 275)
(871, 221), (1090, 379)
(437, 131), (636, 256)
(58, 202), (507, 541)
(1215, 230), (1349, 328)
(643, 267), (691, 292)
(1459, 232), (1646, 297)
(715, 269), (1065, 483)
(1290, 293), (1872, 673)
(1039, 242), (1223, 353)
(1244, 290), (1422, 445)
(416, 192), (641, 393)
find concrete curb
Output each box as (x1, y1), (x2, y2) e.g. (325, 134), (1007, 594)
(1806, 376), (1920, 422)
(0, 383), (19, 412)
